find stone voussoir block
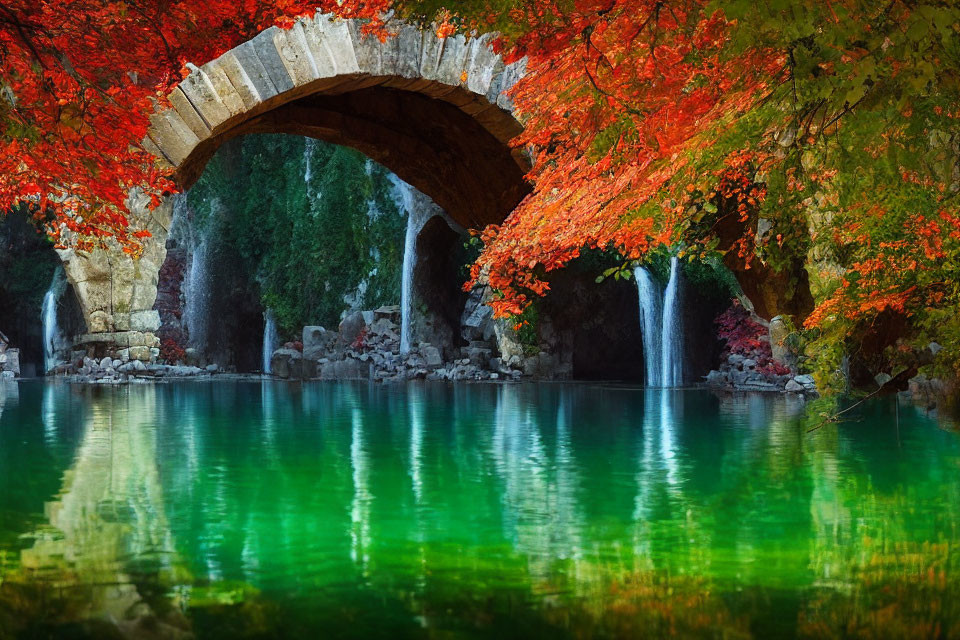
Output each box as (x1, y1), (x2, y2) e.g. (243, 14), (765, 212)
(274, 21), (321, 87)
(148, 109), (201, 166)
(463, 34), (502, 97)
(249, 26), (296, 95)
(347, 19), (383, 76)
(214, 52), (263, 110)
(168, 86), (212, 140)
(304, 13), (360, 77)
(179, 67), (233, 132)
(232, 40), (281, 104)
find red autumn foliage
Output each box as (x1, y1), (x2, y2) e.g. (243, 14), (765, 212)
(465, 0), (785, 317)
(0, 0), (392, 252)
(351, 328), (368, 351)
(160, 337), (186, 364)
(716, 301), (791, 376)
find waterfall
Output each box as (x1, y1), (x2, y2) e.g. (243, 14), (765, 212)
(41, 267), (65, 374)
(262, 310), (278, 375)
(661, 256), (685, 387)
(634, 257), (684, 387)
(634, 267), (663, 387)
(391, 176), (429, 354)
(184, 235), (211, 354)
(303, 138), (316, 188)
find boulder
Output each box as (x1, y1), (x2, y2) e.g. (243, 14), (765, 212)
(270, 348), (301, 379)
(785, 379), (804, 392)
(422, 345), (443, 369)
(705, 370), (725, 386)
(768, 315), (795, 368)
(184, 348), (202, 367)
(369, 318), (399, 337)
(129, 346), (151, 362)
(338, 312), (367, 348)
(0, 348), (20, 377)
(464, 346), (492, 368)
(303, 326), (336, 354)
(289, 357), (317, 379)
(373, 305), (401, 323)
(461, 287), (495, 342)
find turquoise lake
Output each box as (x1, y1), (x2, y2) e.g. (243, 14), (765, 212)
(0, 380), (957, 638)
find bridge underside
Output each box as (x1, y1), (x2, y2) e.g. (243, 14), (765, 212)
(181, 84), (530, 230)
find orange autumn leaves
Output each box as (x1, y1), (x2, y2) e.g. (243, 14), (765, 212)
(465, 0), (784, 317)
(0, 0), (390, 252)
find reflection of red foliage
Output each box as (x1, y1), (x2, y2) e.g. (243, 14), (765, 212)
(716, 300), (791, 376)
(160, 338), (186, 364)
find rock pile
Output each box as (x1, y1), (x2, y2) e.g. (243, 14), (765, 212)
(704, 353), (817, 395)
(0, 330), (20, 378)
(268, 305), (553, 382)
(52, 355), (219, 384)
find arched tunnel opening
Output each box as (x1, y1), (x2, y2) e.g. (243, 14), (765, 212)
(0, 211), (86, 377)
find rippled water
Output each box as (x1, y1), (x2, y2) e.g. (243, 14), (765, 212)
(0, 380), (958, 638)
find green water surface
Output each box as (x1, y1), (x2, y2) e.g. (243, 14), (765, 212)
(0, 380), (957, 639)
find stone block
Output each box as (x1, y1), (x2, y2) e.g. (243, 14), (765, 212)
(273, 22), (320, 86)
(147, 109), (200, 166)
(87, 310), (113, 334)
(348, 20), (383, 75)
(434, 34), (469, 87)
(304, 13), (359, 77)
(250, 27), (296, 94)
(168, 86), (212, 139)
(198, 57), (248, 116)
(130, 310), (161, 332)
(129, 346), (151, 362)
(232, 41), (280, 103)
(215, 52), (264, 109)
(179, 68), (232, 132)
(463, 34), (502, 96)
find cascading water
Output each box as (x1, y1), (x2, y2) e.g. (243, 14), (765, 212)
(391, 176), (431, 354)
(41, 267), (65, 374)
(262, 311), (278, 375)
(661, 256), (684, 387)
(184, 235), (211, 354)
(635, 257), (684, 387)
(303, 138), (316, 189)
(634, 267), (663, 387)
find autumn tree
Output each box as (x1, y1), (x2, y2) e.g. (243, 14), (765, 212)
(0, 0), (390, 251)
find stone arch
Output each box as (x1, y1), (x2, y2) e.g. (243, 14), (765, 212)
(145, 13), (530, 230)
(58, 14), (531, 359)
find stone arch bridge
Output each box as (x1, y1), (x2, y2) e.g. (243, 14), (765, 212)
(56, 12), (530, 359)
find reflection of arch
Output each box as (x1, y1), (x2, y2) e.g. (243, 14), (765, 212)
(146, 14), (530, 230)
(15, 387), (186, 636)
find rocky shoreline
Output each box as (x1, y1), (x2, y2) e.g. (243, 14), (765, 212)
(269, 305), (555, 383)
(703, 353), (818, 396)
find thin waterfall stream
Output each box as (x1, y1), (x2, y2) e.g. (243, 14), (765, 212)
(635, 256), (685, 387)
(392, 176), (432, 355)
(262, 311), (278, 375)
(41, 267), (65, 374)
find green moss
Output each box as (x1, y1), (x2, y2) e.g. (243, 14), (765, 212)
(187, 135), (407, 339)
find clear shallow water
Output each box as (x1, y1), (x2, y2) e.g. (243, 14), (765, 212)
(0, 380), (958, 639)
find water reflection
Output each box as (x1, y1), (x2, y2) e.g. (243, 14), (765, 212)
(0, 382), (957, 637)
